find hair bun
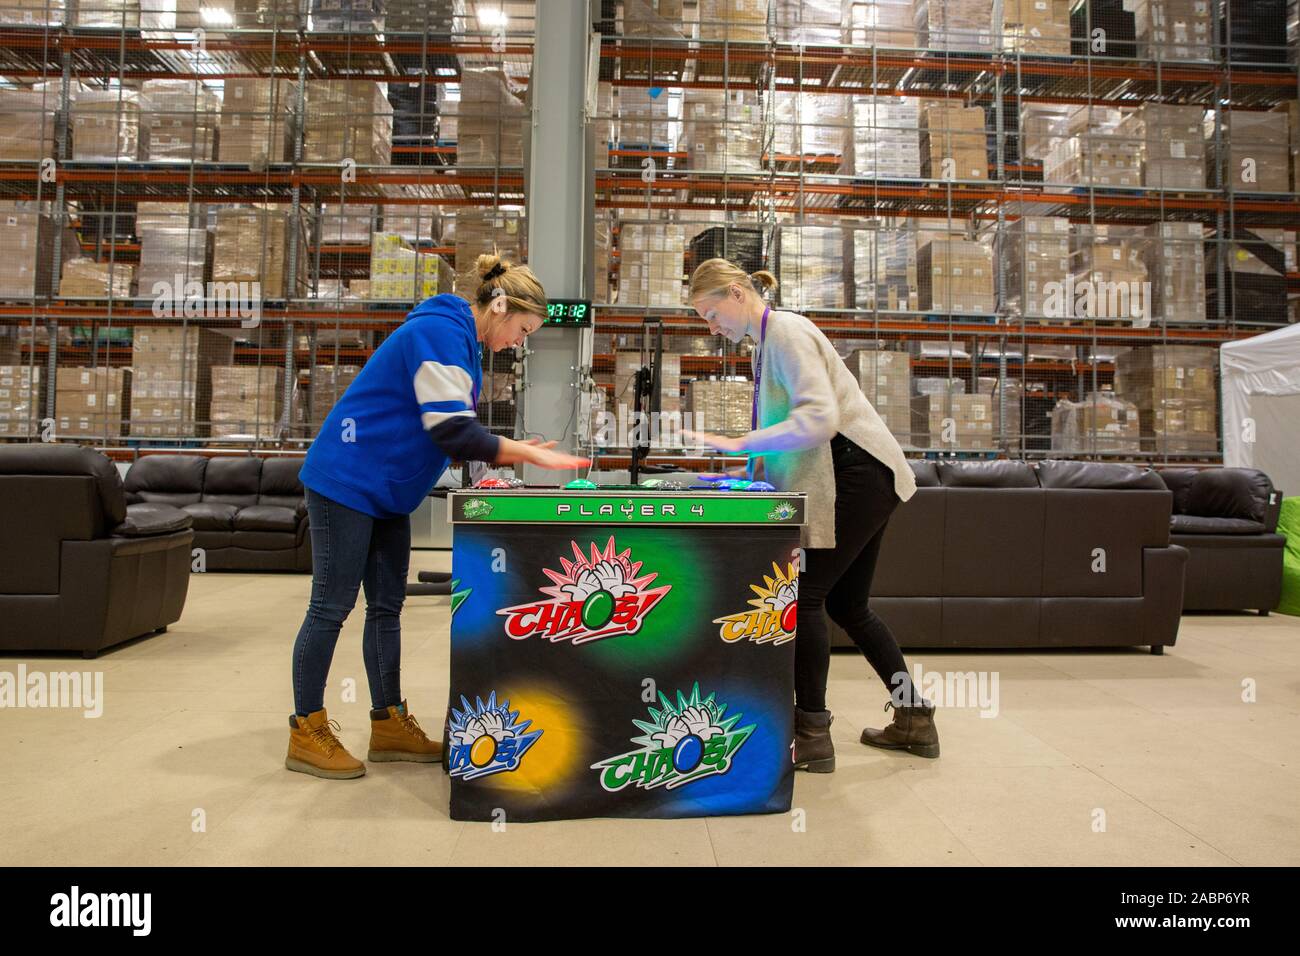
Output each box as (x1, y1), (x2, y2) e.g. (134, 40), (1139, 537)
(475, 253), (508, 282)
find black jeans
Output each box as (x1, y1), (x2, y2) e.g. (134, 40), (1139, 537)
(794, 434), (920, 712)
(291, 488), (410, 717)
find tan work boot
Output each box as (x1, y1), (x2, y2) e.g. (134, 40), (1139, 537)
(368, 700), (442, 763)
(860, 700), (940, 758)
(793, 707), (836, 773)
(286, 709), (366, 779)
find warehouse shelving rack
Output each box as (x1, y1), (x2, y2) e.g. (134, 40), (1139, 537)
(584, 1), (1300, 468)
(0, 3), (538, 454)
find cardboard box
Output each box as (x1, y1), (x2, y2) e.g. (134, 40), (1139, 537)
(683, 90), (762, 173)
(0, 89), (58, 161)
(1001, 216), (1070, 317)
(58, 258), (136, 299)
(209, 365), (285, 437)
(846, 1), (916, 47)
(698, 0), (767, 41)
(617, 222), (685, 307)
(1051, 392), (1142, 453)
(137, 226), (210, 295)
(772, 0), (843, 44)
(914, 0), (1001, 52)
(845, 97), (921, 178)
(1119, 103), (1206, 190)
(920, 102), (988, 181)
(368, 231), (453, 301)
(454, 69), (525, 166)
(849, 227), (918, 311)
(685, 379), (753, 437)
(307, 364), (362, 429)
(220, 78), (297, 168)
(212, 206), (306, 299)
(452, 211), (525, 296)
(140, 79), (220, 161)
(71, 88), (139, 161)
(129, 326), (234, 437)
(0, 201), (81, 299)
(303, 79), (392, 165)
(772, 92), (848, 161)
(1210, 111), (1290, 193)
(1003, 0), (1071, 55)
(917, 236), (995, 313)
(777, 226), (847, 310)
(1132, 0), (1214, 62)
(911, 393), (994, 449)
(0, 365), (43, 437)
(54, 366), (131, 437)
(846, 349), (912, 443)
(1143, 221), (1205, 323)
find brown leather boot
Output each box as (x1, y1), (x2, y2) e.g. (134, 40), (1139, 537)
(286, 709), (366, 779)
(860, 700), (940, 758)
(368, 700), (442, 763)
(793, 707), (836, 773)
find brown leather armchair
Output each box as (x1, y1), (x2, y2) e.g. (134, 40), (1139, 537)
(1157, 467), (1285, 614)
(0, 444), (194, 657)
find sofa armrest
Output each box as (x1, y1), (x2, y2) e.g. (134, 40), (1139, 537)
(114, 502), (193, 537)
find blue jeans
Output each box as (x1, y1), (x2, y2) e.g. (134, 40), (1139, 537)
(292, 488), (411, 716)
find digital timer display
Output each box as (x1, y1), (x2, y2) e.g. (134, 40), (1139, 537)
(543, 299), (593, 327)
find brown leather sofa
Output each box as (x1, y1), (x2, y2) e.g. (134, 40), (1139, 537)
(0, 444), (193, 657)
(122, 455), (311, 572)
(832, 459), (1188, 654)
(1156, 467), (1285, 614)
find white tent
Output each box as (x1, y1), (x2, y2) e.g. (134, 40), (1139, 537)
(1220, 324), (1300, 493)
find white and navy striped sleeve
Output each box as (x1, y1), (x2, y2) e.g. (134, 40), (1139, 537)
(409, 332), (501, 464)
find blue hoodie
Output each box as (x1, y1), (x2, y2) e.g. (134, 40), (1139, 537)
(299, 294), (501, 518)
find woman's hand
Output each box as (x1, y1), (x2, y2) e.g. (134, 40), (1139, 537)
(495, 436), (591, 469)
(683, 430), (748, 454)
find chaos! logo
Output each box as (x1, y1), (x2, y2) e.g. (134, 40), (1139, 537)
(591, 683), (754, 792)
(714, 561), (798, 646)
(498, 537), (670, 645)
(447, 692), (542, 781)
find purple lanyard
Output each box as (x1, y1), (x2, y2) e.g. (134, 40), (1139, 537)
(751, 306), (770, 430)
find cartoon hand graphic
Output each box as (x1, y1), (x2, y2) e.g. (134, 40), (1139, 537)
(680, 706), (720, 740)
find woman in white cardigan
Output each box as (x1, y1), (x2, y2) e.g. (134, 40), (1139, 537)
(684, 258), (940, 771)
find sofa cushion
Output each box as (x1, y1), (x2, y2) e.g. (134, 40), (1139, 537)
(1036, 459), (1166, 490)
(1156, 468), (1198, 514)
(234, 505), (299, 533)
(1171, 514), (1266, 535)
(114, 502), (193, 537)
(937, 460), (1038, 488)
(259, 457), (307, 511)
(125, 455), (207, 507)
(202, 457), (262, 508)
(183, 502), (239, 531)
(1185, 468), (1272, 523)
(908, 460), (940, 487)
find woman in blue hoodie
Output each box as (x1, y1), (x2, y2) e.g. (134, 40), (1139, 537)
(287, 255), (589, 779)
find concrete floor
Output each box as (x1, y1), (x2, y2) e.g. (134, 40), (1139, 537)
(2, 567), (1298, 866)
